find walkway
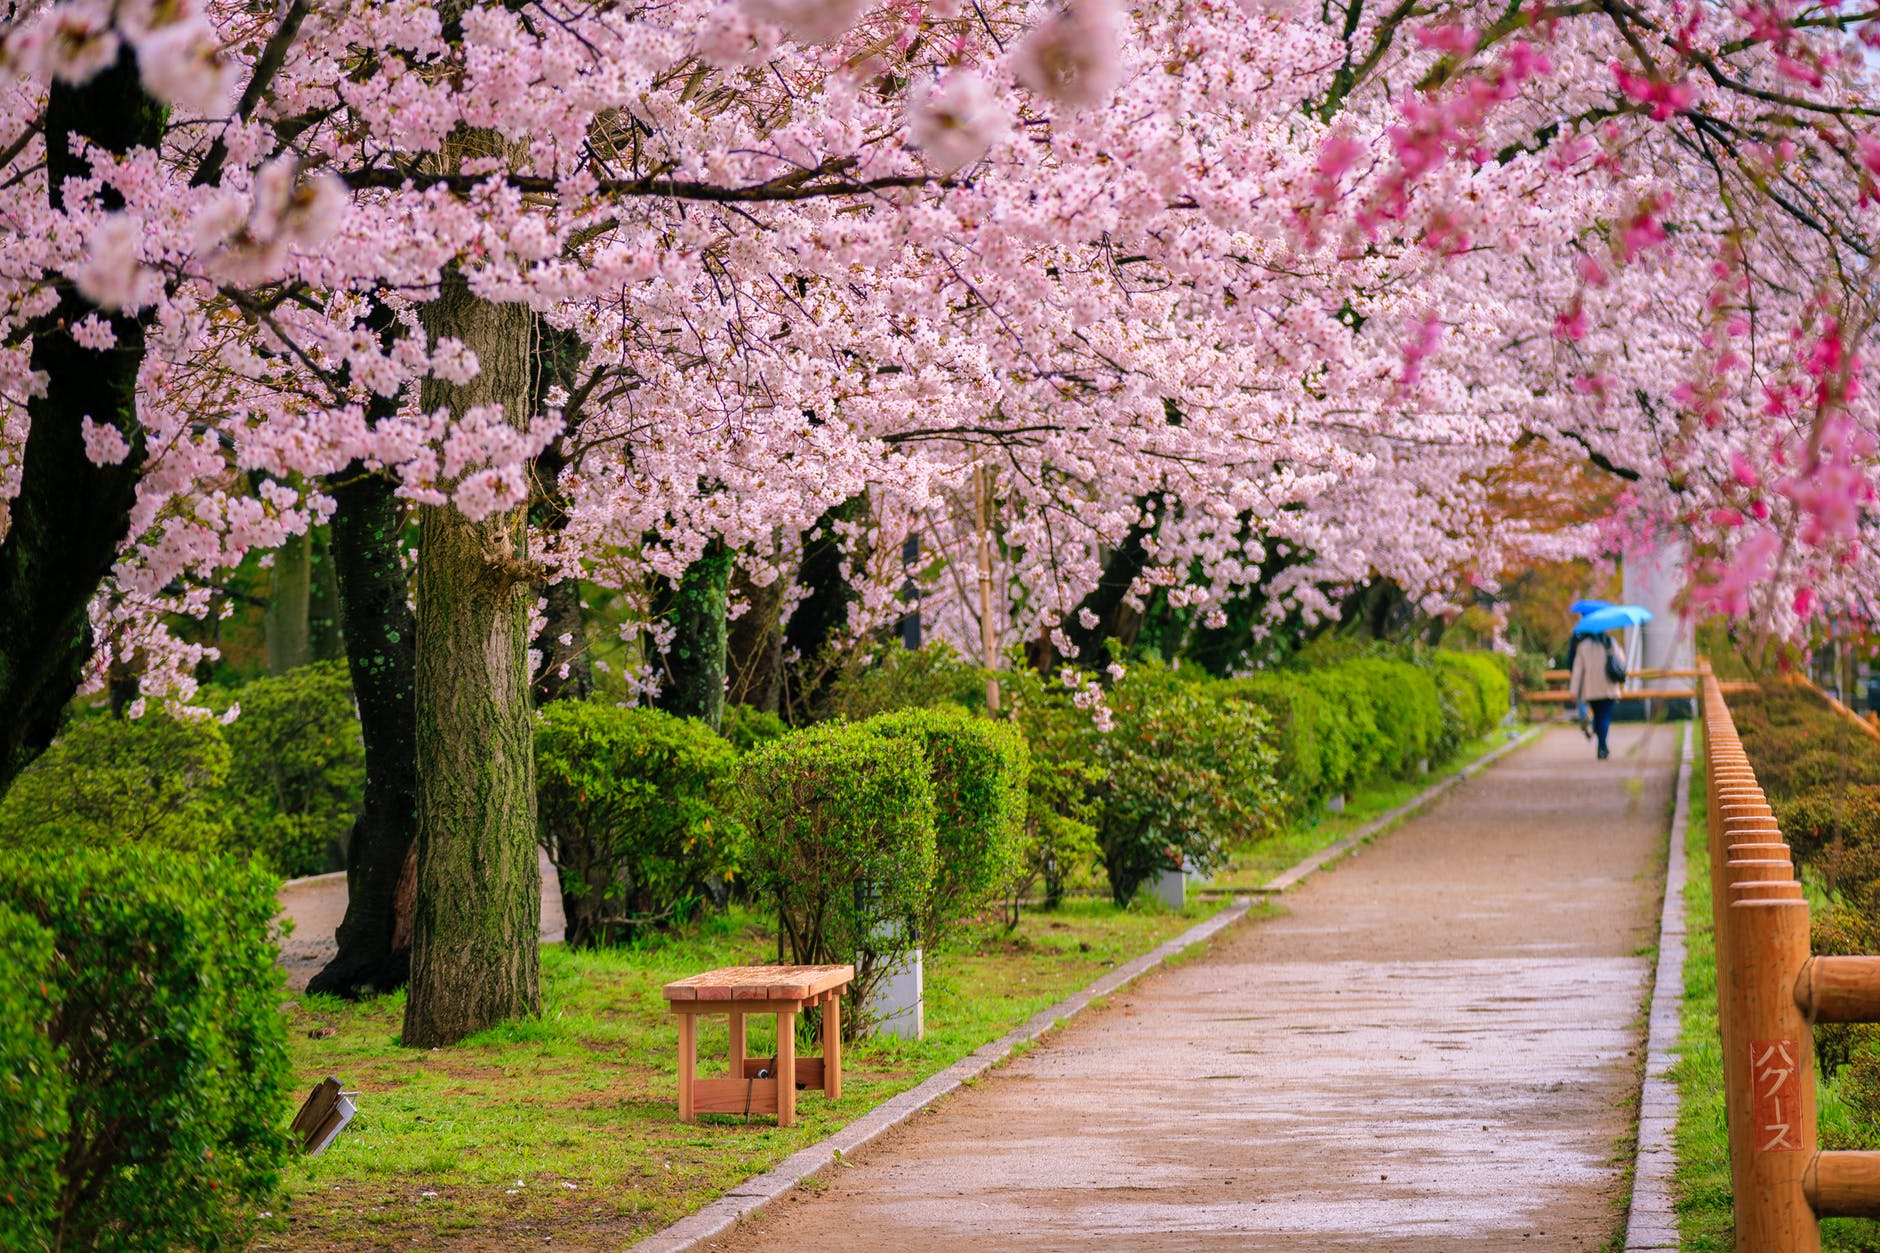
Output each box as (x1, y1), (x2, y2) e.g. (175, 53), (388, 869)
(706, 723), (1680, 1251)
(277, 849), (566, 991)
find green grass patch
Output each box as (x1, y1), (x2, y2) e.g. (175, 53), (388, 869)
(1672, 725), (1880, 1250)
(262, 895), (1225, 1250)
(1204, 726), (1528, 890)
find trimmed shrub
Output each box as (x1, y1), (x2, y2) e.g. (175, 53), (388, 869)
(1775, 785), (1880, 871)
(866, 708), (1029, 940)
(734, 722), (938, 1032)
(0, 905), (65, 1252)
(0, 711), (230, 855)
(1095, 665), (1279, 906)
(221, 661), (366, 877)
(998, 666), (1102, 915)
(536, 702), (741, 947)
(1215, 673), (1337, 816)
(721, 703), (787, 753)
(820, 642), (986, 722)
(1447, 649), (1513, 726)
(1297, 668), (1379, 795)
(1340, 657), (1443, 777)
(0, 846), (292, 1251)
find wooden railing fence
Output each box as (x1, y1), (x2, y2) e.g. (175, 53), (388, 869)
(1700, 663), (1880, 1249)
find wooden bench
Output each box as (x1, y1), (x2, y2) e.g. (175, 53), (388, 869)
(661, 964), (854, 1126)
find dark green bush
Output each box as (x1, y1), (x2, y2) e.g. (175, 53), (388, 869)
(536, 702), (741, 947)
(865, 708), (1029, 940)
(0, 711), (230, 855)
(221, 661), (365, 877)
(0, 846), (292, 1251)
(0, 904), (65, 1252)
(733, 722), (937, 1032)
(1094, 665), (1279, 906)
(720, 703), (787, 753)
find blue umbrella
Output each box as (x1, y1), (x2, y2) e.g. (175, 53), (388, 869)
(1574, 604), (1653, 635)
(1569, 598), (1613, 615)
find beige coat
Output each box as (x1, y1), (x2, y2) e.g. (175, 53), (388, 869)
(1569, 633), (1626, 702)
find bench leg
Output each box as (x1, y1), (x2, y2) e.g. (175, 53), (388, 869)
(728, 1011), (745, 1075)
(777, 1009), (796, 1128)
(678, 1013), (696, 1122)
(823, 995), (841, 1100)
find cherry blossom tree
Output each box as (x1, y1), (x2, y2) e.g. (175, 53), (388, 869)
(4, 0), (1879, 1039)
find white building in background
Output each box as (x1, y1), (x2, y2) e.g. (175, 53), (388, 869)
(1622, 537), (1696, 713)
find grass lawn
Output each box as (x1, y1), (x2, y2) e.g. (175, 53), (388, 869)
(262, 896), (1232, 1251)
(1203, 725), (1530, 891)
(1671, 724), (1880, 1251)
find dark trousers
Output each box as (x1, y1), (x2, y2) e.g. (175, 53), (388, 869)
(1589, 698), (1615, 754)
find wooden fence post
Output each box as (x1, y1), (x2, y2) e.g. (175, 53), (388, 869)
(1726, 898), (1818, 1252)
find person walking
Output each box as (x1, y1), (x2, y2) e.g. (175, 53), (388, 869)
(1568, 630), (1625, 759)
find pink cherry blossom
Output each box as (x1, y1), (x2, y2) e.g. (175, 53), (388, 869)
(910, 71), (1005, 174)
(1012, 0), (1122, 109)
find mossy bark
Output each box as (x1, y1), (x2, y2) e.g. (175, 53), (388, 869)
(783, 496), (870, 722)
(402, 266), (541, 1048)
(727, 556), (784, 714)
(0, 52), (162, 793)
(309, 465), (418, 999)
(654, 541), (732, 731)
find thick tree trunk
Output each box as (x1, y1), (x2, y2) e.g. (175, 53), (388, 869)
(783, 496), (869, 722)
(654, 541), (732, 731)
(402, 268), (541, 1048)
(266, 530), (315, 673)
(308, 465), (418, 999)
(726, 558), (784, 714)
(0, 53), (162, 794)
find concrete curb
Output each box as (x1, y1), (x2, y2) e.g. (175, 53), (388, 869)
(1258, 726), (1542, 893)
(628, 898), (1255, 1252)
(1624, 720), (1694, 1251)
(629, 725), (1541, 1253)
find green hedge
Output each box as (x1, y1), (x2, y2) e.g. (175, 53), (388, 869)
(865, 707), (1029, 941)
(734, 722), (937, 1031)
(0, 711), (232, 861)
(1215, 649), (1508, 818)
(0, 846), (292, 1250)
(536, 703), (741, 947)
(1213, 673), (1338, 818)
(821, 642), (987, 723)
(221, 661), (366, 877)
(0, 904), (66, 1252)
(720, 703), (787, 753)
(1339, 657), (1443, 777)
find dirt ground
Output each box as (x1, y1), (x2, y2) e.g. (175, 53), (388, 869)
(702, 722), (1678, 1252)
